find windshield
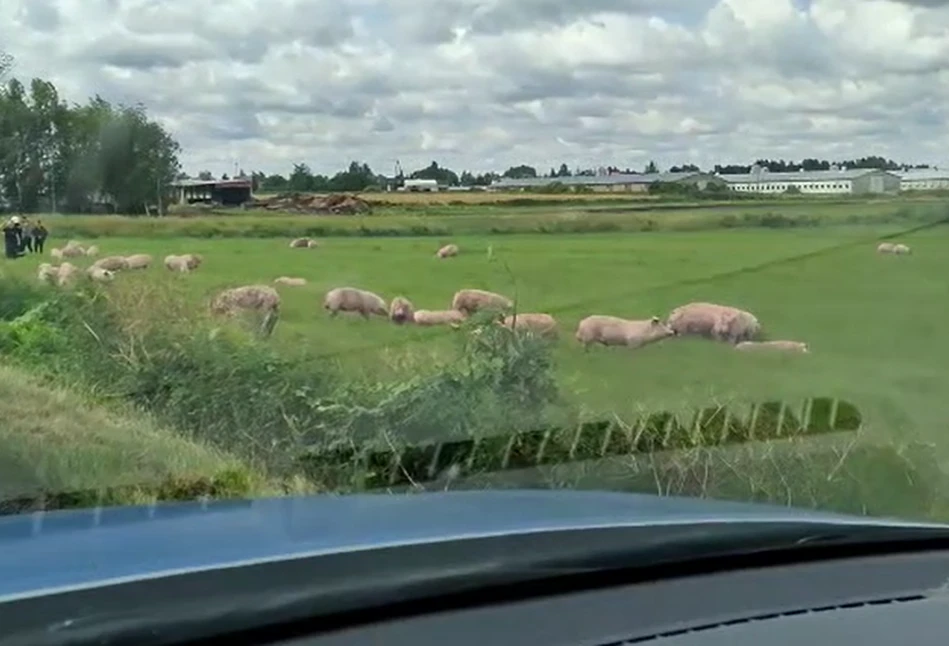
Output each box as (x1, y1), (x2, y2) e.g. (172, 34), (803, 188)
(0, 0), (947, 529)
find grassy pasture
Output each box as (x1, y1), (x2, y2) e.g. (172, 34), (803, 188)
(7, 218), (948, 461)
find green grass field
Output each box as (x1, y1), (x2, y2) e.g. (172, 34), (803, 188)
(7, 216), (948, 466)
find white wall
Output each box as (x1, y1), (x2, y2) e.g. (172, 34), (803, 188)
(900, 179), (949, 191)
(728, 180), (853, 194)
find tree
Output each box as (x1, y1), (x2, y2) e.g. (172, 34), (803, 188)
(0, 51), (13, 83)
(644, 160), (658, 173)
(502, 164), (537, 179)
(409, 161), (459, 186)
(288, 163), (314, 191)
(0, 75), (182, 214)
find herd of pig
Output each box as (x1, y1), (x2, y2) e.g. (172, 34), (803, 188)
(37, 240), (203, 286)
(308, 242), (813, 355)
(319, 239), (911, 354)
(33, 238), (914, 354)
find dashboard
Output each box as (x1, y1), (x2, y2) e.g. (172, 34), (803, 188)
(279, 550), (949, 646)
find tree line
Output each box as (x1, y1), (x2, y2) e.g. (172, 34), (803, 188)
(0, 72), (181, 215)
(241, 156), (936, 194)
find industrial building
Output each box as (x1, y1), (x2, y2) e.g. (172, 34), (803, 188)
(170, 178), (254, 206)
(721, 166), (902, 195)
(490, 171), (726, 193)
(895, 168), (949, 191)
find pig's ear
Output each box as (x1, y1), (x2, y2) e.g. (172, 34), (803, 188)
(651, 316), (660, 324)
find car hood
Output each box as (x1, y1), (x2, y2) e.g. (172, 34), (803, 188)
(1, 490), (946, 601)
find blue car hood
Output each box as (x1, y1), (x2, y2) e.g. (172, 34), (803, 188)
(0, 490), (946, 602)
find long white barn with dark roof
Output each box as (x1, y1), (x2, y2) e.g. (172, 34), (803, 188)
(719, 165), (902, 195)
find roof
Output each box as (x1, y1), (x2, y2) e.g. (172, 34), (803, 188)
(492, 171), (717, 188)
(170, 178), (253, 188)
(894, 168), (949, 181)
(719, 168), (897, 183)
(0, 490), (934, 602)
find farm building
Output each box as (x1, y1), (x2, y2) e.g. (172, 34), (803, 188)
(721, 166), (901, 195)
(490, 171), (726, 193)
(170, 178), (254, 206)
(896, 168), (949, 191)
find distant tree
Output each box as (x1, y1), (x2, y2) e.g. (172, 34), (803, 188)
(409, 161), (459, 186)
(288, 163), (314, 191)
(644, 160), (658, 173)
(501, 164), (537, 179)
(197, 170), (213, 180)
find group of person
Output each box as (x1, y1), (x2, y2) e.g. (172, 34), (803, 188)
(3, 216), (48, 259)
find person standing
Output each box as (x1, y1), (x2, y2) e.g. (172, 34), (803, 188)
(3, 216), (25, 259)
(20, 217), (33, 253)
(30, 219), (48, 254)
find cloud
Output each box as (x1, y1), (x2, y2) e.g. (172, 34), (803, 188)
(2, 0), (948, 175)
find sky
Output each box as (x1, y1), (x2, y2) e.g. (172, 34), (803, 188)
(2, 0), (949, 177)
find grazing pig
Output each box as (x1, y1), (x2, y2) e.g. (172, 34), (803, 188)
(164, 253), (203, 273)
(667, 302), (761, 344)
(451, 288), (513, 316)
(124, 254), (152, 269)
(877, 242), (895, 254)
(736, 340), (809, 353)
(575, 315), (676, 350)
(413, 309), (467, 327)
(712, 308), (762, 345)
(502, 312), (558, 339)
(389, 296), (414, 324)
(87, 266), (115, 282)
(37, 263), (59, 284)
(436, 244), (459, 258)
(389, 296), (466, 327)
(324, 287), (388, 319)
(274, 276), (307, 286)
(210, 285), (281, 337)
(91, 255), (130, 272)
(892, 243), (911, 255)
(56, 262), (78, 287)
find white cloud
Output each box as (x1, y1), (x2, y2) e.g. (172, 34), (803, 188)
(2, 0), (949, 175)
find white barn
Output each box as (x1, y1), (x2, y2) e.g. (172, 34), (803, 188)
(720, 165), (902, 195)
(896, 168), (949, 191)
